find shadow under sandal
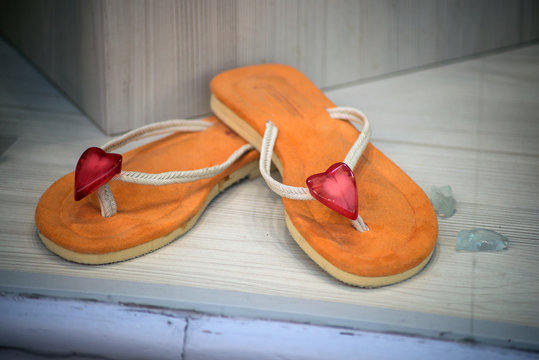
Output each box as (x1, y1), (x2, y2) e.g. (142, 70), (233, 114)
(35, 117), (259, 264)
(211, 64), (438, 287)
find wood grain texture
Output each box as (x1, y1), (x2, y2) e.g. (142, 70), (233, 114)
(0, 295), (186, 359)
(0, 0), (106, 130)
(0, 36), (538, 348)
(521, 0), (539, 43)
(1, 0), (537, 134)
(1, 295), (533, 359)
(184, 315), (535, 360)
(358, 0), (521, 79)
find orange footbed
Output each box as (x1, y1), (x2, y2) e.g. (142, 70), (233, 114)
(211, 64), (437, 277)
(35, 117), (258, 255)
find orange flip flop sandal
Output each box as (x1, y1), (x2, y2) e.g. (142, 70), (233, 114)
(211, 64), (438, 287)
(35, 116), (259, 264)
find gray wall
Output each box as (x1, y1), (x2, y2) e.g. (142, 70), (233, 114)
(1, 0), (538, 134)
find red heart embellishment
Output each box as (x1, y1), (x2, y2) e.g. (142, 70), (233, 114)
(74, 147), (122, 201)
(306, 162), (358, 220)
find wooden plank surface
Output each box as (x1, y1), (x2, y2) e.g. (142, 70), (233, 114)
(2, 295), (535, 360)
(0, 295), (186, 360)
(0, 37), (538, 349)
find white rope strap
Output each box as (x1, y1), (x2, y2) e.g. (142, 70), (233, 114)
(117, 144), (254, 185)
(327, 107), (372, 169)
(259, 122), (313, 200)
(259, 107), (371, 232)
(102, 119), (212, 152)
(97, 184), (117, 218)
(96, 119), (254, 217)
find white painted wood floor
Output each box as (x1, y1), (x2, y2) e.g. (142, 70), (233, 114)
(0, 37), (538, 358)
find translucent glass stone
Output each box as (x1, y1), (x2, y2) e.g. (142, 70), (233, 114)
(429, 185), (456, 217)
(456, 228), (508, 252)
(74, 147), (122, 201)
(306, 162), (358, 220)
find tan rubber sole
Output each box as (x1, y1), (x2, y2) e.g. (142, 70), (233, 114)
(211, 94), (433, 287)
(39, 160), (260, 264)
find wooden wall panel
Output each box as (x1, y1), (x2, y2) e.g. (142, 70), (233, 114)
(358, 0), (521, 80)
(0, 0), (106, 128)
(521, 0), (539, 43)
(0, 0), (536, 134)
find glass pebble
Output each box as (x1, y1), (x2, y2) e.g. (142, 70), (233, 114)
(456, 228), (508, 252)
(429, 185), (456, 217)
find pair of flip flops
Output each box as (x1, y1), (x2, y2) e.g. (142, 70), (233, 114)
(35, 64), (438, 287)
